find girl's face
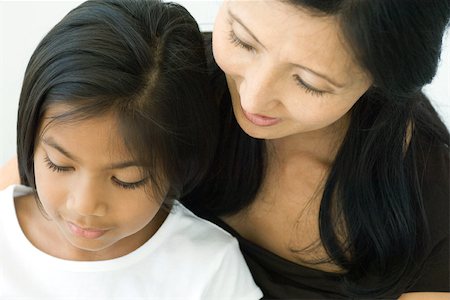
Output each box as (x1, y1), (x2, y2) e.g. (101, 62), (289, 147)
(213, 0), (372, 140)
(33, 104), (165, 260)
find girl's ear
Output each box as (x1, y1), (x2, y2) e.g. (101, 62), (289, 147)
(0, 156), (20, 189)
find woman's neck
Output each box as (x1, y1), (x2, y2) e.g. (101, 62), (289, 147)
(266, 114), (350, 166)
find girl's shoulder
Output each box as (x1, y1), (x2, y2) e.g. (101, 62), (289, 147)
(0, 184), (34, 215)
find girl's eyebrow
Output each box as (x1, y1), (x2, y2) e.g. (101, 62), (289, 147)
(42, 136), (139, 170)
(42, 137), (77, 162)
(109, 161), (140, 170)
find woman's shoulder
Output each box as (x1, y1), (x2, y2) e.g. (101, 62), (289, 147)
(407, 135), (450, 293)
(412, 130), (449, 243)
(416, 136), (449, 221)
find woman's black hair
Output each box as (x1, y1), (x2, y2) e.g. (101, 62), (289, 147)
(17, 0), (218, 202)
(184, 0), (450, 297)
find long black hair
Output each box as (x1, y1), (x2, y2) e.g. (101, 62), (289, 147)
(184, 0), (450, 297)
(17, 0), (218, 202)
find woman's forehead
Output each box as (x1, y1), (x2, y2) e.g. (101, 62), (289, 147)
(226, 0), (370, 87)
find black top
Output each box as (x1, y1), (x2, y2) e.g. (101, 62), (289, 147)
(207, 141), (450, 299)
(189, 33), (450, 299)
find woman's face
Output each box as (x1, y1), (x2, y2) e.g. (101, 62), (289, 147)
(213, 0), (372, 140)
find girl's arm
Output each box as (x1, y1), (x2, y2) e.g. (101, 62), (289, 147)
(399, 292), (450, 300)
(0, 156), (20, 189)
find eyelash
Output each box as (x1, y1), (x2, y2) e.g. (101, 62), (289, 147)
(44, 155), (147, 190)
(111, 177), (148, 190)
(228, 27), (325, 98)
(44, 155), (72, 173)
(228, 29), (254, 52)
(293, 75), (325, 97)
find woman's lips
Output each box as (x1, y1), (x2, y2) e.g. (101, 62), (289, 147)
(67, 222), (108, 239)
(243, 110), (280, 126)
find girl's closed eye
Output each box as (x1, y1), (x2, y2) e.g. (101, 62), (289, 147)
(111, 165), (148, 190)
(111, 176), (148, 190)
(44, 155), (73, 173)
(44, 153), (147, 190)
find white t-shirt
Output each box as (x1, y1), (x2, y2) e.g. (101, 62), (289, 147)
(0, 185), (262, 300)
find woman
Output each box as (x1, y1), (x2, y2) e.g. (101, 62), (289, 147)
(2, 0), (449, 298)
(184, 0), (450, 299)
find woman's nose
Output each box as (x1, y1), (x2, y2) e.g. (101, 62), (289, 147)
(239, 63), (281, 114)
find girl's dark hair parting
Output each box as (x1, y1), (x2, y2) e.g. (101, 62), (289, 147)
(185, 0), (450, 297)
(17, 0), (218, 202)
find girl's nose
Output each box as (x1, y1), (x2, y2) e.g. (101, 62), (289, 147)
(66, 177), (107, 217)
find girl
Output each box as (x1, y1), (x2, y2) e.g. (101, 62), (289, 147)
(0, 0), (262, 299)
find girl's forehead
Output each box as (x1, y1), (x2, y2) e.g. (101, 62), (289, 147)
(37, 109), (135, 166)
(39, 104), (122, 149)
(41, 103), (118, 127)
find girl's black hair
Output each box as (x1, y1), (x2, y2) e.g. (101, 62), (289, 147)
(184, 0), (450, 297)
(17, 0), (218, 202)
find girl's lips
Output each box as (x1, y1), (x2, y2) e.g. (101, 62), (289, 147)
(67, 222), (108, 239)
(243, 110), (280, 126)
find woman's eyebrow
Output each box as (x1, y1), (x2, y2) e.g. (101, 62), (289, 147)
(227, 6), (345, 88)
(228, 7), (265, 48)
(295, 64), (346, 88)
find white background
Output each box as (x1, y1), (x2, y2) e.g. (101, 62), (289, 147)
(0, 1), (449, 166)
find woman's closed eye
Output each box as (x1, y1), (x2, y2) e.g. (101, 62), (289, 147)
(228, 29), (254, 52)
(227, 27), (326, 98)
(293, 75), (326, 97)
